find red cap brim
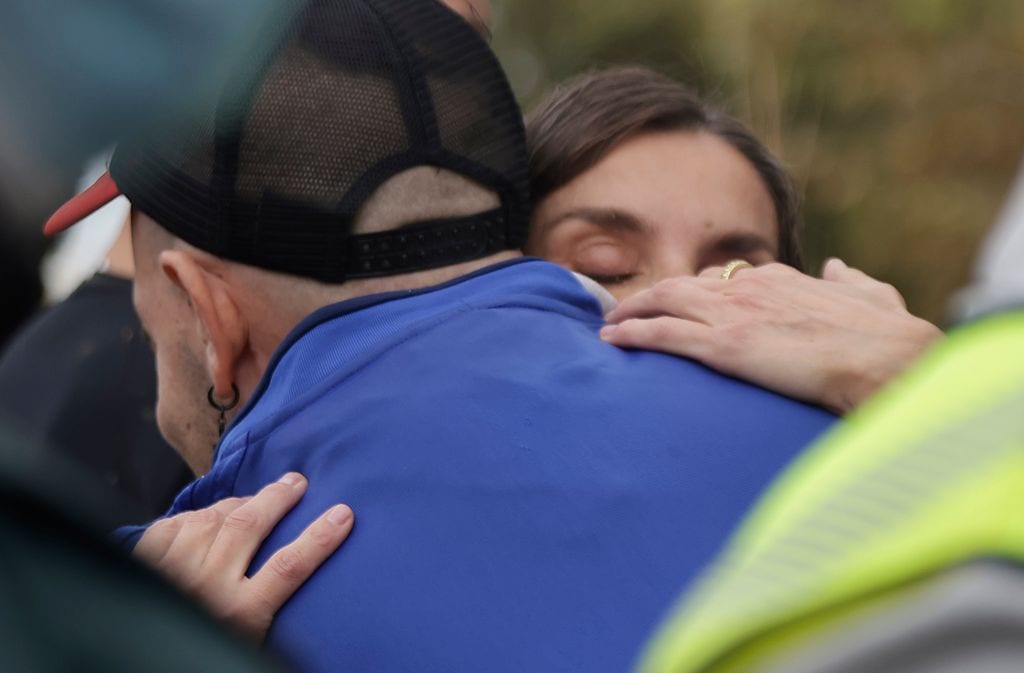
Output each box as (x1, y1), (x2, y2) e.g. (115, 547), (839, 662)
(43, 171), (123, 236)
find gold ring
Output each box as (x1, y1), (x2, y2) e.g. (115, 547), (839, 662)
(720, 259), (753, 280)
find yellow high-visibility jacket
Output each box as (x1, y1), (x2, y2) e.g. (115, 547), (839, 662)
(640, 310), (1024, 673)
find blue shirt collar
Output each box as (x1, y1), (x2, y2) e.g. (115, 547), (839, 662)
(214, 258), (603, 463)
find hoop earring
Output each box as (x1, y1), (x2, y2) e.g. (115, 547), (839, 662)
(207, 384), (240, 438)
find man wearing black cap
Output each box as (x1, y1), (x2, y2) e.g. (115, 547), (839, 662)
(47, 1), (834, 671)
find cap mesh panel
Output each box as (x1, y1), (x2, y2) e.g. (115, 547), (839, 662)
(110, 0), (530, 282)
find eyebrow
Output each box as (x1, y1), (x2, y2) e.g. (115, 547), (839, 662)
(542, 207), (779, 257)
(541, 207), (651, 235)
(705, 231), (777, 258)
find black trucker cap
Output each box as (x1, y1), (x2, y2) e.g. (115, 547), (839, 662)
(45, 0), (530, 283)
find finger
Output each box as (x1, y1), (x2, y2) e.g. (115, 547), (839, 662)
(203, 473), (309, 579)
(154, 497), (250, 579)
(821, 258), (907, 308)
(697, 265), (725, 279)
(600, 316), (716, 361)
(715, 262), (867, 315)
(134, 514), (187, 566)
(247, 504), (354, 614)
(604, 278), (721, 325)
(821, 257), (884, 289)
(820, 257), (858, 282)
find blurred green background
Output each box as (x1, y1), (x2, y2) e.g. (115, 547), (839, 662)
(491, 0), (1024, 323)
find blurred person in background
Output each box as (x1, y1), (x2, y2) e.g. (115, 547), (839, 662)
(0, 219), (43, 349)
(953, 158), (1024, 322)
(0, 215), (193, 523)
(0, 169), (192, 524)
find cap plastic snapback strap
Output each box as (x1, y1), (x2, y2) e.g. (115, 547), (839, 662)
(342, 208), (511, 278)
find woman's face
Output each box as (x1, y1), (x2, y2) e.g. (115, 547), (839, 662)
(527, 130), (779, 301)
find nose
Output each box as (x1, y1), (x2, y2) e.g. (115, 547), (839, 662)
(648, 247), (699, 287)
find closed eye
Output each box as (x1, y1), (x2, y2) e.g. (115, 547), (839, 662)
(586, 273), (635, 285)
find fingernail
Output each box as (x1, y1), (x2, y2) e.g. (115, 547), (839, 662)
(327, 504), (353, 526)
(279, 472), (305, 488)
(599, 325), (617, 339)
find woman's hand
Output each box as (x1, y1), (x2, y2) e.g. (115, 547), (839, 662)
(600, 259), (943, 414)
(134, 473), (354, 643)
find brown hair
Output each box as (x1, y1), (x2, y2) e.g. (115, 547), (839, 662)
(526, 66), (803, 269)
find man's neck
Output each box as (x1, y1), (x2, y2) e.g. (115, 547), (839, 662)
(236, 250), (524, 382)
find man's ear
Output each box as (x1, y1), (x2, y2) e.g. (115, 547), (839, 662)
(158, 250), (246, 399)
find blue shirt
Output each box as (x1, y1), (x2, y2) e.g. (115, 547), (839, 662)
(121, 259), (835, 673)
